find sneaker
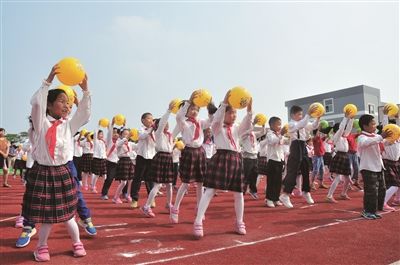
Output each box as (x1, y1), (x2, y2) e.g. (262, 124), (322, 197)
(15, 216), (24, 228)
(325, 196), (338, 203)
(125, 195), (133, 203)
(235, 221), (246, 235)
(33, 245), (50, 262)
(72, 242), (87, 257)
(193, 223), (204, 239)
(130, 200), (139, 208)
(16, 227), (37, 248)
(319, 183), (329, 189)
(78, 218), (97, 236)
(303, 192), (314, 204)
(311, 183), (317, 191)
(112, 197), (123, 204)
(150, 200), (156, 208)
(373, 212), (382, 219)
(274, 201), (283, 206)
(361, 210), (376, 220)
(339, 194), (351, 200)
(100, 195), (109, 200)
(170, 207), (179, 224)
(265, 199), (275, 208)
(140, 206), (155, 218)
(383, 204), (395, 212)
(279, 194), (293, 208)
(249, 192), (259, 200)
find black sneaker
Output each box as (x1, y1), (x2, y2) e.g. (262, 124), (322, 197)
(361, 210), (376, 220)
(373, 213), (382, 219)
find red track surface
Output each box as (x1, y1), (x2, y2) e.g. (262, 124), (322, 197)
(1, 176), (399, 265)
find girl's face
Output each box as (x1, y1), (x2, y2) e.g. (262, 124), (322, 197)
(98, 131), (104, 140)
(364, 119), (377, 133)
(48, 93), (69, 119)
(204, 128), (212, 139)
(122, 130), (130, 139)
(224, 108), (237, 125)
(142, 115), (154, 128)
(112, 129), (119, 141)
(271, 120), (282, 133)
(187, 105), (199, 119)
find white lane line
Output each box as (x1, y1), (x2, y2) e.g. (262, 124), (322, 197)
(95, 223), (128, 228)
(0, 216), (18, 222)
(135, 211), (398, 265)
(300, 204), (316, 209)
(334, 209), (360, 214)
(105, 228), (126, 232)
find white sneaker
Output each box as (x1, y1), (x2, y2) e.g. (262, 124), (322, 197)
(274, 201), (283, 206)
(303, 192), (314, 204)
(279, 194), (293, 208)
(265, 199), (275, 208)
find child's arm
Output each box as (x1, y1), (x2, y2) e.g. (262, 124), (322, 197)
(288, 115), (310, 133)
(106, 119), (114, 147)
(116, 138), (126, 148)
(266, 131), (283, 146)
(238, 98), (254, 137)
(211, 103), (226, 136)
(357, 134), (383, 148)
(156, 103), (173, 135)
(344, 118), (354, 137)
(70, 75), (91, 136)
(333, 117), (348, 143)
(176, 101), (190, 131)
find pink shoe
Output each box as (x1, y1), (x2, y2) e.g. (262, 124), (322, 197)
(170, 207), (179, 224)
(140, 206), (155, 218)
(383, 204), (396, 212)
(126, 195), (133, 203)
(72, 242), (86, 257)
(193, 223), (204, 239)
(84, 185), (89, 191)
(235, 221), (246, 235)
(33, 245), (50, 262)
(112, 197), (123, 204)
(15, 216), (24, 228)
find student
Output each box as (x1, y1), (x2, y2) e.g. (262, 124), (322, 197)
(91, 129), (107, 193)
(80, 132), (94, 190)
(0, 128), (11, 187)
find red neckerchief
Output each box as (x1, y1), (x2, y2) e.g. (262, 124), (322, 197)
(107, 139), (117, 158)
(224, 124), (237, 150)
(45, 119), (63, 160)
(361, 132), (384, 153)
(186, 117), (200, 141)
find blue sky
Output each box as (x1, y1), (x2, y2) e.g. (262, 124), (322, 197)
(1, 1), (399, 133)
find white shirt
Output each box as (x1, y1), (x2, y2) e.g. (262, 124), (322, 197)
(212, 103), (253, 152)
(130, 144), (138, 163)
(288, 114), (319, 142)
(15, 149), (25, 160)
(333, 117), (353, 153)
(136, 126), (156, 159)
(105, 123), (119, 163)
(266, 131), (286, 162)
(81, 139), (94, 154)
(117, 138), (132, 158)
(172, 148), (181, 163)
(241, 126), (266, 159)
(22, 138), (34, 168)
(93, 133), (107, 159)
(176, 102), (213, 148)
(202, 141), (215, 159)
(155, 110), (174, 153)
(358, 131), (384, 172)
(324, 140), (333, 153)
(259, 137), (268, 158)
(31, 80), (91, 166)
(73, 135), (83, 157)
(382, 115), (400, 161)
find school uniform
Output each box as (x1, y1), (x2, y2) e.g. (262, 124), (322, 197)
(282, 115), (319, 194)
(101, 124), (119, 197)
(92, 131), (107, 176)
(148, 110), (175, 184)
(382, 116), (400, 188)
(80, 139), (94, 173)
(172, 148), (181, 187)
(329, 117), (353, 176)
(22, 80), (91, 223)
(203, 103), (253, 192)
(115, 138), (135, 181)
(14, 149), (27, 171)
(265, 131), (286, 201)
(176, 102), (212, 183)
(257, 137), (268, 176)
(73, 134), (84, 181)
(323, 140), (333, 168)
(202, 139), (216, 164)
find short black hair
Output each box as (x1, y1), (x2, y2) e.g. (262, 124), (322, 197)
(153, 118), (161, 131)
(118, 128), (130, 136)
(359, 114), (375, 131)
(268, 116), (281, 127)
(141, 112), (152, 120)
(290, 105), (303, 115)
(332, 123), (340, 133)
(0, 128), (4, 132)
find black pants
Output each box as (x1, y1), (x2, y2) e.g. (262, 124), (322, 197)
(361, 170), (386, 213)
(101, 160), (118, 196)
(266, 159), (284, 201)
(283, 140), (310, 194)
(172, 163), (179, 186)
(128, 155), (153, 202)
(243, 158), (258, 193)
(73, 156), (82, 181)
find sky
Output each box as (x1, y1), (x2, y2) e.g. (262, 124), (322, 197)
(1, 0), (399, 134)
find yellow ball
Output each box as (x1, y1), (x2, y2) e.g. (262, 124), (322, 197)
(309, 102), (325, 118)
(192, 89), (212, 108)
(56, 57), (86, 86)
(228, 86), (251, 109)
(343, 104), (358, 118)
(384, 103), (399, 117)
(255, 113), (267, 126)
(57, 84), (75, 106)
(175, 140), (185, 150)
(170, 98), (182, 114)
(114, 114), (125, 126)
(383, 124), (400, 142)
(130, 128), (139, 141)
(80, 128), (88, 136)
(99, 118), (110, 128)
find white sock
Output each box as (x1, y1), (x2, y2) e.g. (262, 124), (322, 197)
(65, 218), (80, 244)
(384, 186), (399, 204)
(91, 175), (99, 189)
(174, 183), (189, 210)
(327, 174), (341, 198)
(195, 188), (215, 224)
(146, 183), (161, 208)
(296, 175), (302, 190)
(37, 224), (52, 247)
(234, 192), (244, 223)
(196, 182), (204, 209)
(166, 183), (173, 206)
(341, 175), (351, 195)
(114, 181), (127, 199)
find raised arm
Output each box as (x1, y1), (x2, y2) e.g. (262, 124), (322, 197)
(176, 101), (190, 131)
(156, 108), (172, 136)
(238, 98), (254, 137)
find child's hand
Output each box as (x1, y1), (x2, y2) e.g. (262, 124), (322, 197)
(383, 105), (390, 115)
(168, 101), (175, 111)
(79, 74), (88, 91)
(281, 126), (288, 136)
(112, 117), (115, 125)
(46, 64), (60, 83)
(253, 117), (259, 125)
(189, 91), (200, 103)
(308, 105), (318, 116)
(73, 89), (79, 106)
(247, 97), (253, 112)
(223, 90), (231, 105)
(381, 130), (392, 139)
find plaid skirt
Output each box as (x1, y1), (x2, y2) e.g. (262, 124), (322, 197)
(204, 150), (245, 192)
(92, 158), (107, 176)
(14, 159), (26, 170)
(149, 152), (174, 183)
(116, 157), (135, 180)
(179, 146), (207, 183)
(257, 156), (268, 175)
(323, 152), (332, 167)
(22, 163), (77, 223)
(329, 151), (351, 176)
(81, 153), (93, 173)
(383, 159), (400, 187)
